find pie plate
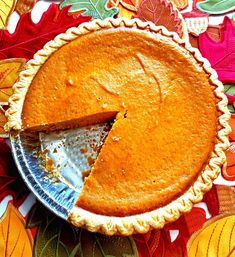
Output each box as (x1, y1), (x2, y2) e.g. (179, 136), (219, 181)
(10, 123), (111, 220)
(7, 18), (231, 235)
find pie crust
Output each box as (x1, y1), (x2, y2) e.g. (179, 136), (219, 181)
(5, 18), (231, 235)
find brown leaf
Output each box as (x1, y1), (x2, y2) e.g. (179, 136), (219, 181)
(189, 34), (199, 48)
(136, 0), (184, 37)
(15, 0), (37, 14)
(216, 185), (235, 214)
(0, 203), (33, 257)
(0, 58), (25, 104)
(207, 25), (220, 41)
(0, 0), (16, 28)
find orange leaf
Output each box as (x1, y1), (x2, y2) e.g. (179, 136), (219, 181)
(187, 214), (235, 257)
(109, 0), (143, 11)
(120, 0), (143, 11)
(0, 203), (33, 257)
(15, 0), (37, 14)
(229, 114), (235, 141)
(108, 0), (142, 17)
(227, 146), (235, 167)
(222, 143), (235, 181)
(0, 58), (25, 104)
(0, 0), (16, 28)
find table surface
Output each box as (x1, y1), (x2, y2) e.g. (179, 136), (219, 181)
(0, 1), (235, 256)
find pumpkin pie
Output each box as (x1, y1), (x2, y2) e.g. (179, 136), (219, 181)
(5, 18), (231, 234)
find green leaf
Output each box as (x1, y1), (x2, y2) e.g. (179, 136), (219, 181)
(26, 202), (44, 228)
(28, 204), (80, 257)
(60, 0), (119, 20)
(196, 0), (235, 14)
(79, 229), (139, 257)
(228, 104), (235, 114)
(29, 203), (138, 257)
(224, 84), (235, 114)
(224, 83), (235, 96)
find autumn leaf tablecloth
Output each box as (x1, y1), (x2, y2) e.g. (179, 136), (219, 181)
(0, 0), (235, 256)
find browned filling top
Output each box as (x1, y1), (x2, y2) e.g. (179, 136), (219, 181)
(22, 29), (218, 216)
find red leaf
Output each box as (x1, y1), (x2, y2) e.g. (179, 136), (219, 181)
(157, 230), (184, 257)
(0, 138), (12, 176)
(0, 139), (29, 205)
(0, 139), (17, 200)
(0, 176), (16, 192)
(133, 229), (184, 257)
(203, 184), (220, 216)
(135, 0), (183, 38)
(183, 207), (207, 235)
(133, 230), (160, 257)
(165, 207), (207, 240)
(0, 4), (91, 60)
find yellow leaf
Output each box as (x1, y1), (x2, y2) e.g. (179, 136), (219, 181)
(0, 105), (8, 137)
(0, 0), (16, 28)
(170, 0), (188, 10)
(117, 4), (135, 18)
(0, 58), (25, 104)
(187, 214), (235, 257)
(0, 203), (33, 257)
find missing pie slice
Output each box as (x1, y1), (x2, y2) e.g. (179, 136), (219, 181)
(5, 18), (230, 234)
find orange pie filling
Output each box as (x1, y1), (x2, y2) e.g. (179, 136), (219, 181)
(21, 29), (218, 216)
